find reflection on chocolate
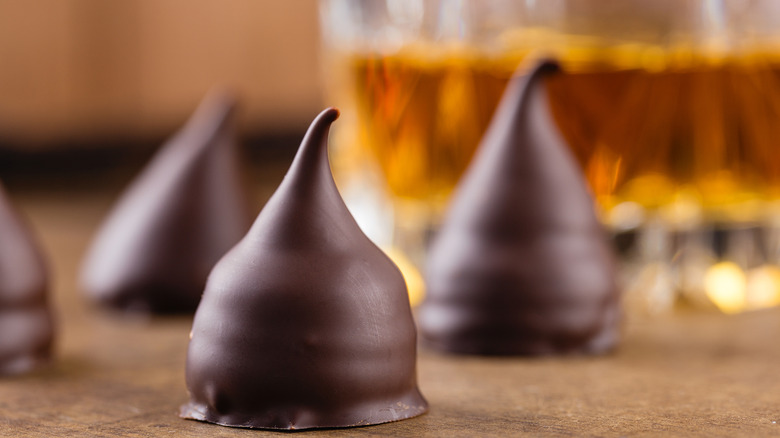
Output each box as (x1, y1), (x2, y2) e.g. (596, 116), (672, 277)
(181, 108), (427, 430)
(80, 91), (251, 314)
(0, 182), (54, 375)
(419, 60), (620, 355)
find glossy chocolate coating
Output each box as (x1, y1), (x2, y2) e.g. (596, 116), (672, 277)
(418, 60), (620, 355)
(181, 108), (427, 430)
(0, 182), (54, 375)
(80, 91), (251, 314)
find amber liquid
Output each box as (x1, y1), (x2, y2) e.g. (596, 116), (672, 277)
(326, 46), (780, 314)
(337, 51), (780, 223)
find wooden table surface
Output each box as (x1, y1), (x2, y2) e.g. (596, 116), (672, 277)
(2, 185), (780, 437)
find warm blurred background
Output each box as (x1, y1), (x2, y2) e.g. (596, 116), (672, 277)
(5, 0), (780, 316)
(0, 0), (322, 179)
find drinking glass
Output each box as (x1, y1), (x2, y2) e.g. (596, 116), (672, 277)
(320, 0), (780, 314)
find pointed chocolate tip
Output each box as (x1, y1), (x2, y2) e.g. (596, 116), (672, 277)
(185, 88), (239, 136)
(509, 58), (560, 94)
(528, 58), (560, 75)
(319, 106), (341, 122)
(303, 107), (340, 147)
(504, 58), (560, 117)
(285, 107), (340, 180)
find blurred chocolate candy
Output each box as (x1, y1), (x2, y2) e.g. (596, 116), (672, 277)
(0, 182), (54, 375)
(419, 60), (620, 355)
(80, 91), (251, 313)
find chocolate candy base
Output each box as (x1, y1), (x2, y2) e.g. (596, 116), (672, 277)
(418, 304), (620, 356)
(180, 391), (427, 431)
(0, 308), (54, 376)
(0, 351), (52, 376)
(93, 284), (201, 314)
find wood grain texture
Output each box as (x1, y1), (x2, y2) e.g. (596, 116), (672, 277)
(1, 190), (780, 437)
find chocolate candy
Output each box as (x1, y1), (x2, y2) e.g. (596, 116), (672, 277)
(418, 60), (620, 355)
(181, 108), (427, 430)
(0, 182), (54, 375)
(80, 91), (251, 314)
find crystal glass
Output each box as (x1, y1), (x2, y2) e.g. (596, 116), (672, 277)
(320, 0), (780, 315)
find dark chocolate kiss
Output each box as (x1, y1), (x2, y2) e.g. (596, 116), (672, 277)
(418, 60), (620, 355)
(80, 91), (251, 314)
(0, 182), (54, 375)
(180, 108), (427, 430)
